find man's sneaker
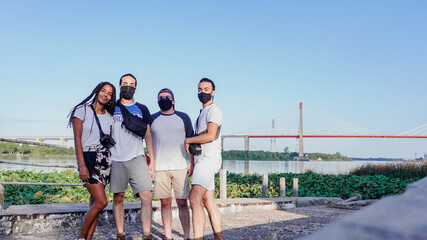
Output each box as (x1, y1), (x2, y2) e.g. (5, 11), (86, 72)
(117, 232), (126, 240)
(142, 235), (153, 240)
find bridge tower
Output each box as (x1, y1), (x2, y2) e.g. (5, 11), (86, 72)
(294, 102), (309, 161)
(299, 102), (303, 156)
(270, 119), (276, 151)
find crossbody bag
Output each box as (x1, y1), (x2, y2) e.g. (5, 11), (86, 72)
(189, 116), (221, 155)
(89, 105), (116, 149)
(118, 103), (148, 138)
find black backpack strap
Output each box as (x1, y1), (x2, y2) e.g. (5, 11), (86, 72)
(89, 105), (106, 137)
(120, 102), (143, 119)
(118, 102), (129, 116)
(118, 103), (130, 124)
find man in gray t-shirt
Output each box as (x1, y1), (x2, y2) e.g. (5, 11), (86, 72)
(185, 78), (223, 240)
(151, 88), (194, 240)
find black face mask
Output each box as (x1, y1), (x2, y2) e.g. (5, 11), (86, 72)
(158, 98), (173, 111)
(120, 86), (136, 100)
(198, 92), (212, 104)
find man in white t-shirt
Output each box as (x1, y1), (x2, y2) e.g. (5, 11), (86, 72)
(109, 73), (156, 240)
(184, 78), (223, 240)
(151, 88), (194, 240)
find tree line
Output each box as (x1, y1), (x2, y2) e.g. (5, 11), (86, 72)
(0, 142), (75, 157)
(221, 150), (352, 161)
(1, 141), (352, 161)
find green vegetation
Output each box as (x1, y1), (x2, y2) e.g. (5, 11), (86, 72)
(0, 170), (137, 205)
(213, 172), (417, 199)
(0, 142), (75, 157)
(306, 152), (352, 161)
(2, 162), (422, 205)
(222, 150), (298, 160)
(349, 161), (427, 180)
(221, 150), (352, 161)
(2, 141), (352, 161)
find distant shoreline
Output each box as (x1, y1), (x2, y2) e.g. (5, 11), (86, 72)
(351, 157), (421, 161)
(0, 153), (76, 158)
(1, 154), (418, 162)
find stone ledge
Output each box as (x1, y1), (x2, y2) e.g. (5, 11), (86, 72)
(0, 197), (337, 236)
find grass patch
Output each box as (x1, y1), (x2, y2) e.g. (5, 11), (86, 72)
(349, 161), (427, 180)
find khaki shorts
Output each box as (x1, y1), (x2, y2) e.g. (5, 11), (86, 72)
(154, 168), (190, 199)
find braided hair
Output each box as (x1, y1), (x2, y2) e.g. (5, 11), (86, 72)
(67, 82), (116, 127)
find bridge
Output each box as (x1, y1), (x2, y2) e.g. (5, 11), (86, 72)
(221, 134), (427, 151)
(2, 103), (427, 154)
(0, 137), (73, 148)
(221, 103), (427, 159)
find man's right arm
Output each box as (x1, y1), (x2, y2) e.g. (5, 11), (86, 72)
(184, 122), (219, 153)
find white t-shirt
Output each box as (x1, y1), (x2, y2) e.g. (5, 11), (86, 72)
(110, 102), (152, 162)
(151, 111), (193, 171)
(73, 105), (113, 148)
(194, 104), (223, 163)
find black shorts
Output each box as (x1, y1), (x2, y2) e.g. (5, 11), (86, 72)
(81, 148), (111, 185)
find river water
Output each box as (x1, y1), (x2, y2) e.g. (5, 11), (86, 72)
(0, 156), (399, 175)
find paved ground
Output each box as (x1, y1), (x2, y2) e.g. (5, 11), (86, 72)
(3, 205), (356, 240)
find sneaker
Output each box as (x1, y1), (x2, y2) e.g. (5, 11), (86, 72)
(142, 235), (153, 240)
(117, 232), (126, 240)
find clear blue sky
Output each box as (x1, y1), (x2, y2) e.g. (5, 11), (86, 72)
(1, 1), (427, 158)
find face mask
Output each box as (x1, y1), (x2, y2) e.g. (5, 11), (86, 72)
(120, 86), (135, 100)
(158, 98), (173, 111)
(198, 92), (212, 104)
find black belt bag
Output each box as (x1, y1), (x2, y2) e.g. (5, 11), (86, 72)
(189, 125), (221, 156)
(119, 103), (148, 138)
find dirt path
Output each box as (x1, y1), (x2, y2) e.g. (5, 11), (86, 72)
(4, 206), (356, 240)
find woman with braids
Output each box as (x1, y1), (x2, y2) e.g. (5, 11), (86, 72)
(68, 82), (116, 240)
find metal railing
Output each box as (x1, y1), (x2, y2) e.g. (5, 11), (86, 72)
(0, 162), (296, 211)
(0, 160), (82, 210)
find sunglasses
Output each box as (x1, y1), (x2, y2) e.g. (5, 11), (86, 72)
(158, 95), (173, 101)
